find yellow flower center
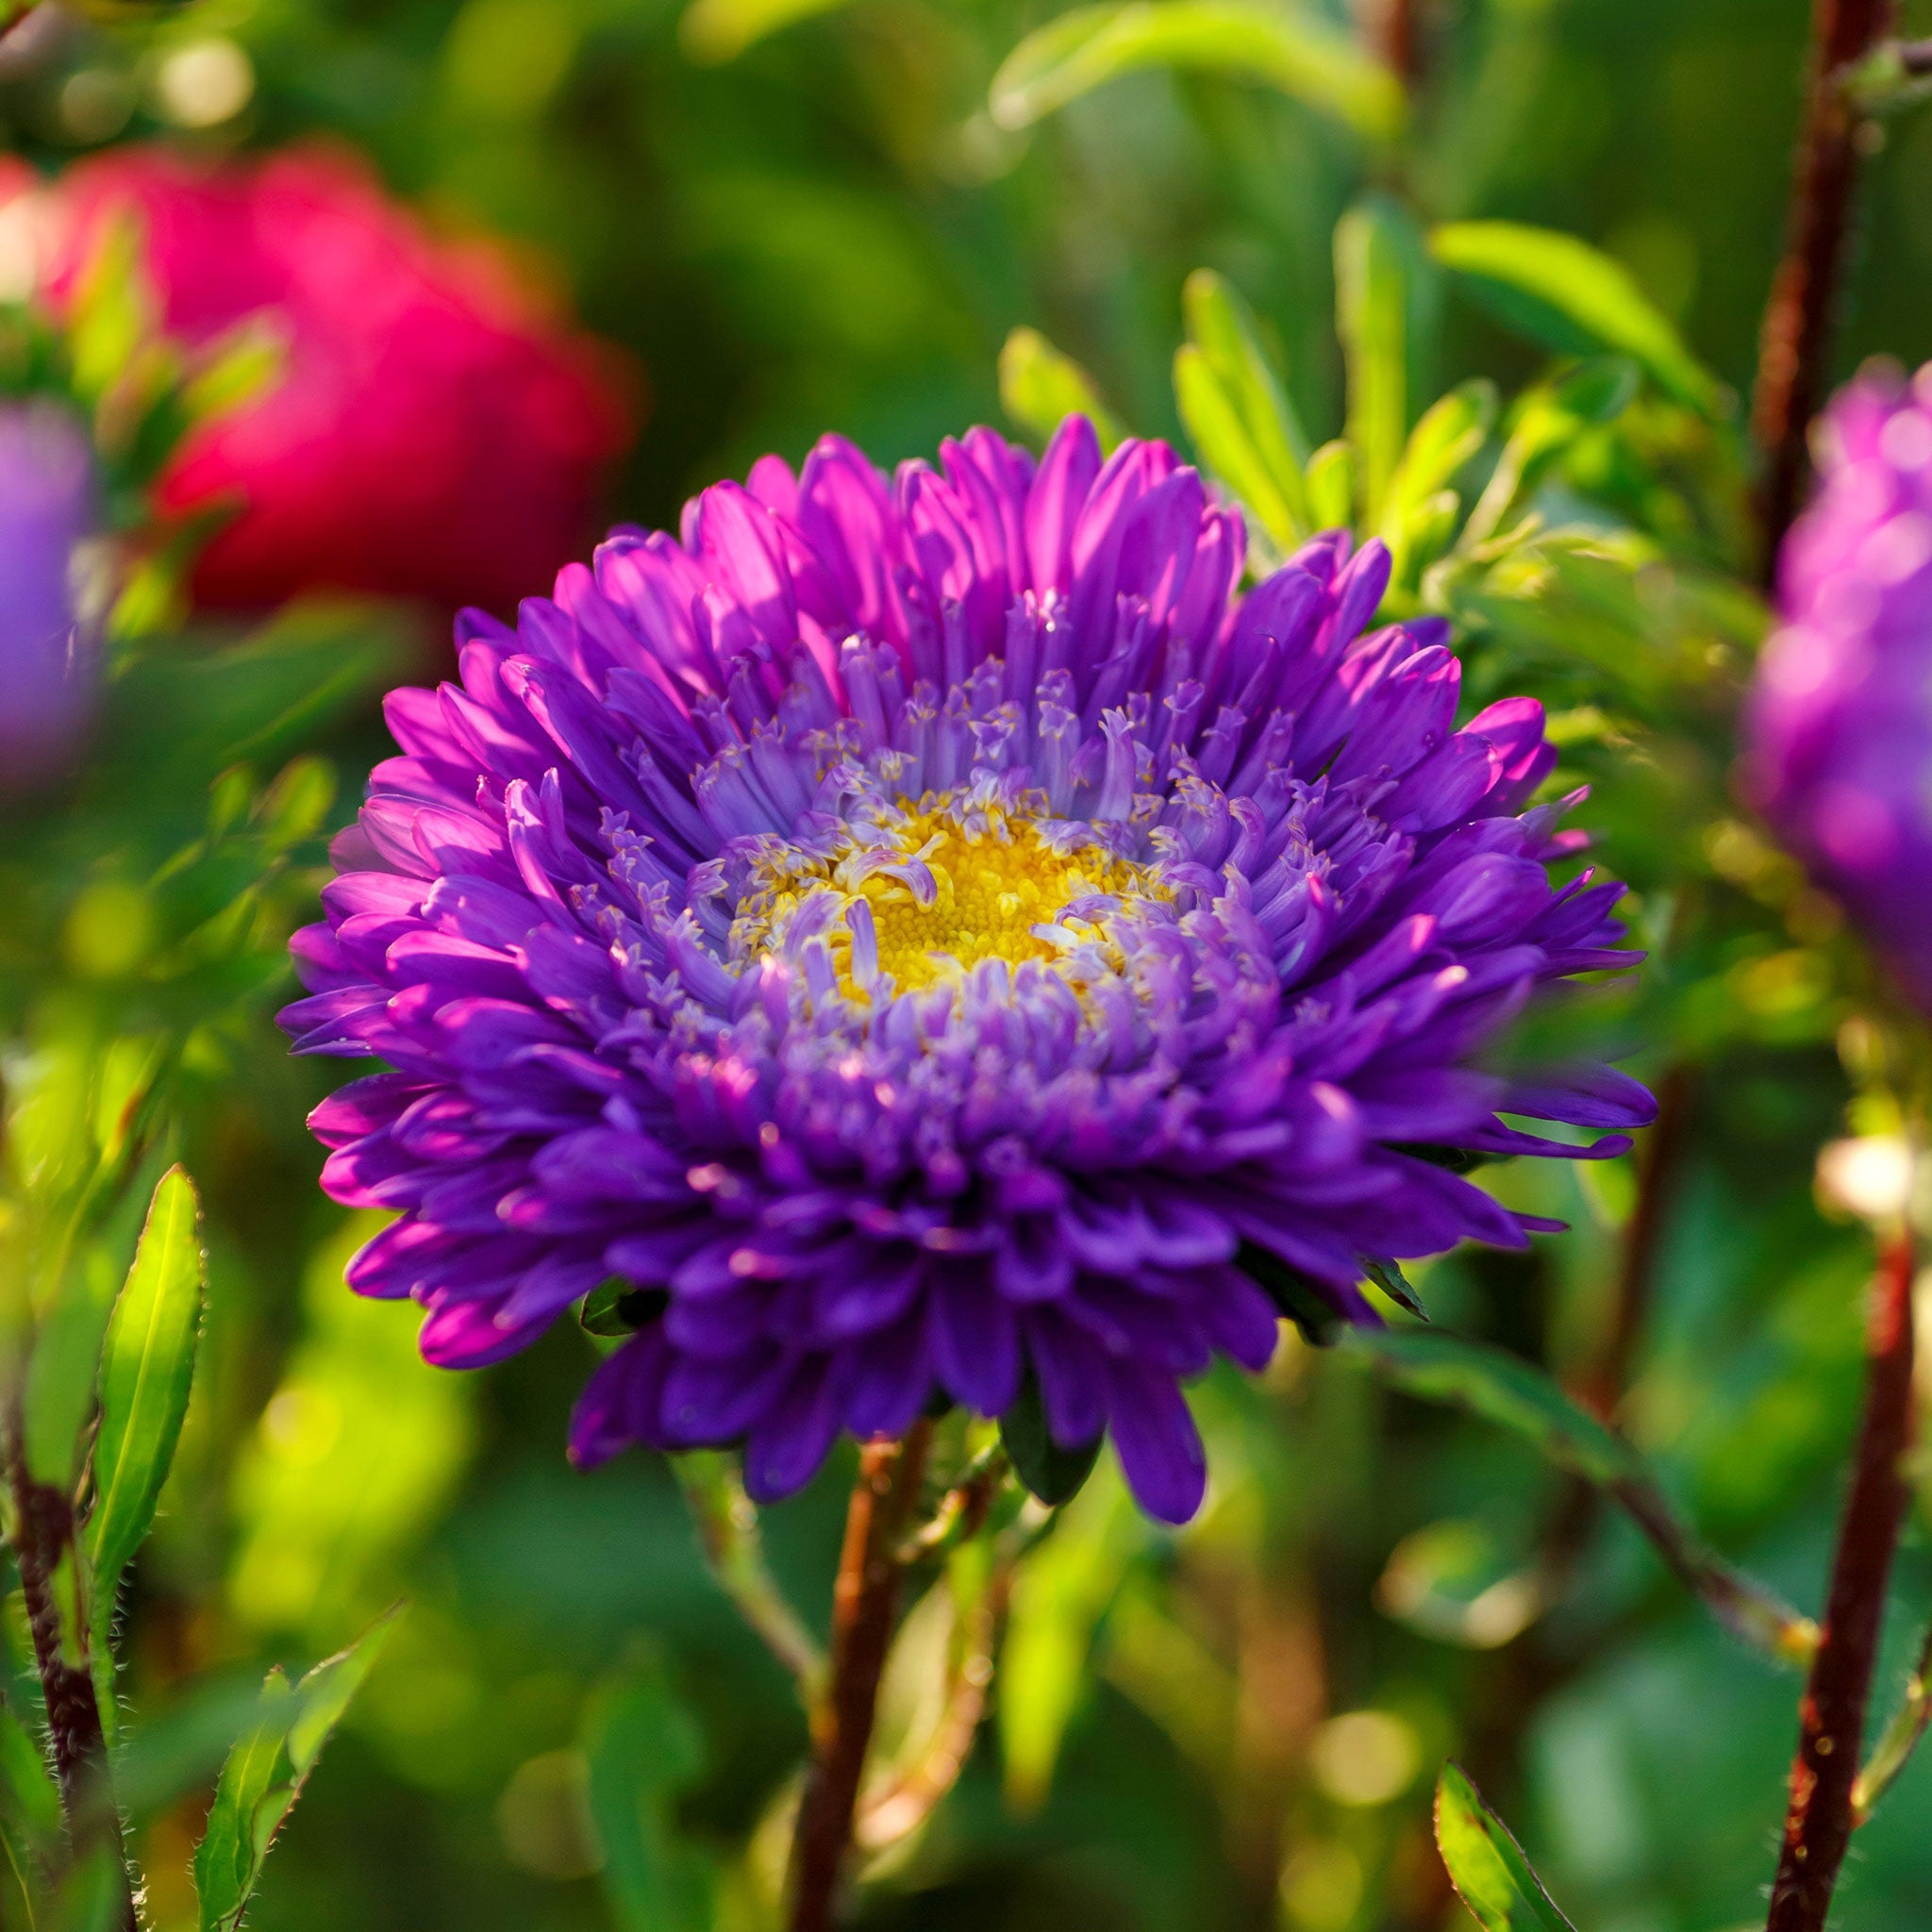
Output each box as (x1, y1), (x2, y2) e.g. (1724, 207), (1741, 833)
(736, 792), (1161, 997)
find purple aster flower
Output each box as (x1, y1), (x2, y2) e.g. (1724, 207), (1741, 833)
(1742, 366), (1932, 1014)
(285, 420), (1652, 1524)
(0, 398), (98, 791)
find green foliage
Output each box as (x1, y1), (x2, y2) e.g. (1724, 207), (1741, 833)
(989, 1), (1406, 141)
(998, 326), (1124, 453)
(1430, 221), (1724, 417)
(84, 1164), (205, 1612)
(1434, 1764), (1577, 1931)
(193, 1607), (400, 1932)
(581, 1655), (717, 1932)
(999, 1374), (1103, 1507)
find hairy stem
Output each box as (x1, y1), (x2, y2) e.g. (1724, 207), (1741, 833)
(4, 1420), (136, 1932)
(1751, 0), (1896, 575)
(788, 1425), (931, 1932)
(1766, 1227), (1916, 1932)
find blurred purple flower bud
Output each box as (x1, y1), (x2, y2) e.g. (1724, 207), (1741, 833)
(1742, 367), (1932, 1011)
(0, 398), (97, 791)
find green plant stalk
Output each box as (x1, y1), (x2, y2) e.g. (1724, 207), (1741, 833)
(675, 1454), (826, 1700)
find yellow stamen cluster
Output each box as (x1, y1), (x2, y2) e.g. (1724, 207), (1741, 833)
(737, 792), (1159, 997)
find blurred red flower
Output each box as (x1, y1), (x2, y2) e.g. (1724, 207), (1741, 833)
(31, 143), (638, 613)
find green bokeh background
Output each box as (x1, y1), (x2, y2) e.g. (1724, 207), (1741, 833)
(6, 1), (1932, 1928)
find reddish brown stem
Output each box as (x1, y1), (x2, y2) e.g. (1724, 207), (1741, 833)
(4, 1424), (137, 1931)
(1752, 0), (1896, 576)
(788, 1426), (931, 1932)
(1574, 1067), (1696, 1423)
(1368, 0), (1418, 82)
(1765, 1227), (1917, 1932)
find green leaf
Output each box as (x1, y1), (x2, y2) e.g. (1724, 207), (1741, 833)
(1433, 1764), (1576, 1930)
(578, 1281), (665, 1340)
(1429, 221), (1724, 416)
(680, 0), (853, 61)
(178, 317), (287, 428)
(1000, 1374), (1103, 1507)
(1363, 1258), (1428, 1321)
(1340, 1324), (1638, 1486)
(1174, 269), (1309, 545)
(20, 1148), (169, 1490)
(1381, 379), (1494, 586)
(582, 1655), (715, 1932)
(85, 1167), (206, 1611)
(990, 2), (1405, 142)
(998, 327), (1124, 453)
(1304, 438), (1355, 531)
(1335, 200), (1413, 526)
(193, 1607), (400, 1932)
(998, 1463), (1144, 1812)
(0, 1691), (60, 1915)
(1236, 1242), (1341, 1344)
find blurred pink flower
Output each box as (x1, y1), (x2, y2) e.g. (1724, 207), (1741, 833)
(32, 143), (637, 614)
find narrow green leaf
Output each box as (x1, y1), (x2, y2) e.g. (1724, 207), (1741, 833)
(1335, 200), (1411, 525)
(998, 327), (1124, 453)
(1434, 1764), (1576, 1931)
(285, 1604), (402, 1778)
(990, 2), (1405, 141)
(1382, 378), (1495, 581)
(192, 1608), (400, 1932)
(85, 1167), (206, 1609)
(582, 1655), (715, 1932)
(1174, 269), (1309, 544)
(1341, 1324), (1638, 1486)
(1000, 1374), (1103, 1507)
(1304, 439), (1355, 531)
(179, 317), (286, 427)
(998, 1464), (1144, 1812)
(1430, 221), (1724, 416)
(193, 1672), (295, 1932)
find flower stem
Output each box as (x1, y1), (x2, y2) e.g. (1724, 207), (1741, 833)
(675, 1454), (826, 1700)
(788, 1424), (931, 1932)
(4, 1419), (137, 1932)
(1751, 0), (1897, 575)
(1765, 1226), (1916, 1932)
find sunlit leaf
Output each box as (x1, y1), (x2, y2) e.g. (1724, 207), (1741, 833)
(1434, 1764), (1576, 1930)
(680, 0), (851, 62)
(990, 2), (1405, 141)
(998, 1463), (1145, 1812)
(998, 326), (1124, 453)
(85, 1167), (206, 1612)
(1335, 198), (1414, 525)
(1430, 221), (1724, 415)
(193, 1607), (400, 1932)
(1174, 269), (1308, 545)
(582, 1655), (715, 1932)
(1304, 438), (1355, 531)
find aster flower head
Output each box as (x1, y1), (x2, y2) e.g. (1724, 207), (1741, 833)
(1742, 365), (1932, 1015)
(287, 420), (1652, 1524)
(0, 397), (97, 791)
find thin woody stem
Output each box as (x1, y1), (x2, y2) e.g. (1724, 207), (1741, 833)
(788, 1424), (932, 1932)
(1765, 1226), (1917, 1932)
(4, 1418), (137, 1932)
(855, 1552), (1011, 1854)
(1751, 0), (1896, 576)
(1378, 0), (1418, 84)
